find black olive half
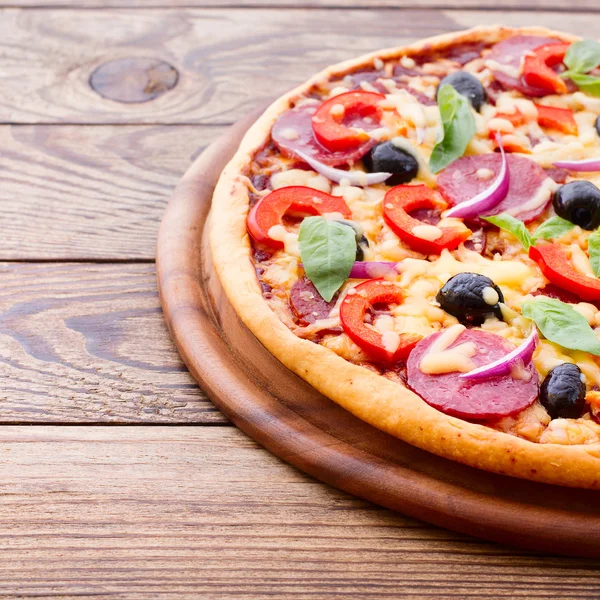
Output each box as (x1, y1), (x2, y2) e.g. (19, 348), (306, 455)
(335, 219), (369, 261)
(436, 272), (504, 326)
(363, 142), (419, 186)
(596, 115), (600, 137)
(437, 72), (487, 112)
(552, 180), (600, 230)
(540, 363), (586, 420)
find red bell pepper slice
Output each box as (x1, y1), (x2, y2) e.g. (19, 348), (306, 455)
(495, 109), (527, 128)
(522, 43), (569, 95)
(340, 279), (421, 362)
(529, 242), (600, 302)
(247, 186), (352, 248)
(536, 104), (578, 135)
(311, 91), (385, 153)
(383, 185), (471, 255)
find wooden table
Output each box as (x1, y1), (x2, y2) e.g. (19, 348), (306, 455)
(3, 1), (600, 597)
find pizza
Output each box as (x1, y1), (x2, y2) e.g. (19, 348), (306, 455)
(210, 26), (600, 488)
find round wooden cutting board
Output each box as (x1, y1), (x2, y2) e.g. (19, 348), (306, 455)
(157, 110), (600, 558)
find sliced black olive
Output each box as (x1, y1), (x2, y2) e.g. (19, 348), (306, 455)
(437, 72), (487, 112)
(540, 363), (586, 420)
(335, 219), (369, 260)
(552, 180), (600, 230)
(363, 142), (419, 186)
(596, 115), (600, 137)
(436, 272), (504, 326)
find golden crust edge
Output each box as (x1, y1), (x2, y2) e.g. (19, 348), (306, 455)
(210, 25), (600, 489)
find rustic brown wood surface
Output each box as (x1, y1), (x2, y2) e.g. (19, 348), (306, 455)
(3, 1), (600, 596)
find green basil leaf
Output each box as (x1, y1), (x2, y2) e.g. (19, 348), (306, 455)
(522, 297), (600, 356)
(483, 213), (532, 251)
(429, 84), (476, 174)
(568, 73), (600, 97)
(588, 229), (600, 278)
(299, 217), (356, 302)
(564, 39), (600, 75)
(531, 216), (575, 243)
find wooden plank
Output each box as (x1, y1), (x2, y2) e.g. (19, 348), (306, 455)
(5, 1), (600, 11)
(0, 124), (224, 260)
(0, 262), (225, 423)
(2, 8), (600, 125)
(0, 425), (598, 599)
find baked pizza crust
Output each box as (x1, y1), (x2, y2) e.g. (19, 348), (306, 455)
(210, 25), (600, 489)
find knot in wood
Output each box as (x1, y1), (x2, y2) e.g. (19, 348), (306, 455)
(90, 58), (179, 103)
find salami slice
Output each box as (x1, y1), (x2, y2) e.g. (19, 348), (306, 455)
(272, 104), (377, 166)
(290, 276), (337, 325)
(407, 329), (538, 419)
(436, 154), (552, 223)
(487, 35), (560, 97)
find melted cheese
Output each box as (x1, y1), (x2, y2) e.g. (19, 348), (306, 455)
(419, 324), (478, 375)
(411, 224), (443, 241)
(271, 169), (331, 193)
(267, 225), (300, 257)
(570, 244), (595, 278)
(484, 58), (522, 79)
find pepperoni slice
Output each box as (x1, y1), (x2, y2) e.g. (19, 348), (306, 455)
(436, 154), (552, 223)
(487, 35), (561, 97)
(407, 329), (538, 419)
(272, 104), (376, 166)
(289, 276), (337, 325)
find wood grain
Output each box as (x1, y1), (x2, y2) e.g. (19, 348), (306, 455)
(0, 425), (598, 599)
(2, 8), (600, 125)
(0, 124), (225, 260)
(6, 0), (600, 10)
(0, 261), (224, 423)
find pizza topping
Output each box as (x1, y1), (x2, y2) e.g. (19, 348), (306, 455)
(311, 91), (386, 153)
(298, 216), (356, 301)
(552, 181), (600, 230)
(561, 39), (600, 96)
(339, 279), (421, 362)
(436, 272), (504, 326)
(383, 185), (471, 255)
(247, 186), (352, 249)
(522, 296), (600, 354)
(334, 219), (369, 260)
(522, 43), (570, 95)
(487, 35), (562, 97)
(437, 154), (554, 223)
(528, 243), (600, 302)
(536, 105), (578, 135)
(407, 328), (539, 419)
(459, 328), (538, 382)
(418, 324), (477, 375)
(429, 84), (476, 173)
(539, 363), (586, 420)
(443, 136), (509, 219)
(553, 157), (600, 172)
(272, 104), (376, 166)
(437, 71), (487, 112)
(293, 148), (391, 186)
(289, 276), (338, 326)
(349, 261), (401, 279)
(363, 142), (419, 186)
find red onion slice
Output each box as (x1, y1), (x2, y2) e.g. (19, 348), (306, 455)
(294, 149), (391, 187)
(553, 158), (600, 172)
(459, 328), (538, 381)
(443, 137), (510, 219)
(349, 261), (401, 279)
